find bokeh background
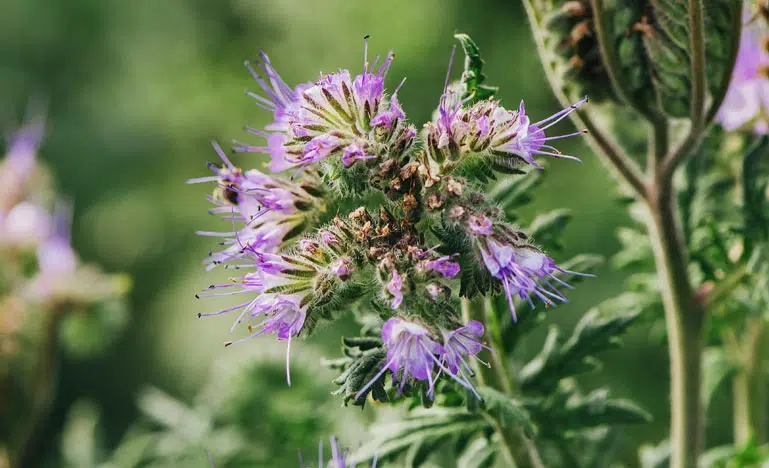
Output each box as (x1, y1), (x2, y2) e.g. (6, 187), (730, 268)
(0, 0), (734, 466)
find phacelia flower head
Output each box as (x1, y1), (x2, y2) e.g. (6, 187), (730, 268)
(440, 320), (489, 397)
(716, 9), (769, 134)
(467, 98), (587, 169)
(234, 40), (411, 173)
(356, 317), (445, 398)
(477, 235), (577, 321)
(199, 251), (318, 385)
(1, 117), (45, 213)
(189, 142), (320, 269)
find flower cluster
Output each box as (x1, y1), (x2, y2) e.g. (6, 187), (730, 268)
(716, 6), (769, 134)
(193, 39), (588, 400)
(0, 116), (129, 366)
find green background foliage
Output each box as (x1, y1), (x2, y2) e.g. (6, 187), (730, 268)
(0, 0), (737, 465)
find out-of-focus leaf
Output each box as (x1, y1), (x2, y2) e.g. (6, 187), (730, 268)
(613, 227), (653, 270)
(457, 436), (498, 468)
(477, 386), (535, 438)
(520, 309), (639, 393)
(61, 400), (100, 468)
(638, 440), (670, 468)
(742, 135), (769, 251)
(527, 209), (572, 251)
(701, 347), (737, 412)
(348, 409), (489, 465)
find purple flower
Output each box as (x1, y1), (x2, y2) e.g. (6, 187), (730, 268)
(355, 317), (483, 400)
(386, 269), (403, 309)
(330, 256), (354, 279)
(341, 142), (375, 167)
(716, 11), (769, 133)
(189, 142), (317, 269)
(0, 202), (51, 248)
(484, 98), (587, 169)
(1, 118), (45, 211)
(422, 255), (460, 278)
(304, 436), (378, 468)
(478, 238), (575, 321)
(356, 317), (444, 398)
(223, 293), (308, 386)
(234, 42), (408, 171)
(441, 320), (486, 374)
(468, 213), (493, 236)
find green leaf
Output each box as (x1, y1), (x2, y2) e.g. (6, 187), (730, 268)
(454, 33), (498, 104)
(348, 409), (489, 465)
(638, 440), (671, 468)
(531, 381), (651, 437)
(490, 168), (543, 214)
(701, 347), (737, 412)
(613, 227), (653, 270)
(527, 209), (572, 251)
(742, 135), (769, 251)
(457, 436), (498, 468)
(520, 308), (640, 393)
(477, 386), (536, 438)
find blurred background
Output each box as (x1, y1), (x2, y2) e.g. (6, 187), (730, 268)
(0, 0), (735, 466)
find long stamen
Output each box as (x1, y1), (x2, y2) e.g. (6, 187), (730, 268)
(533, 96), (588, 128)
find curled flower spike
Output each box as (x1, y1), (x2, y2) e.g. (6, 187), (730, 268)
(356, 317), (482, 401)
(234, 40), (409, 173)
(478, 238), (585, 321)
(189, 141), (318, 269)
(439, 320), (489, 397)
(482, 97), (588, 169)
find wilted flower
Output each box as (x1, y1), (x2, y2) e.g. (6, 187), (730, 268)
(715, 9), (769, 133)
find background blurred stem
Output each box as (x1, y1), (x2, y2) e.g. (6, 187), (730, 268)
(462, 298), (544, 468)
(729, 319), (768, 446)
(13, 310), (61, 468)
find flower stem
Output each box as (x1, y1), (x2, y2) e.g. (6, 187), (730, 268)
(646, 183), (704, 468)
(462, 298), (544, 468)
(13, 311), (61, 468)
(729, 319), (768, 446)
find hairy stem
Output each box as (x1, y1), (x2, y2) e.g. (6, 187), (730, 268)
(520, 0), (648, 198)
(462, 298), (544, 468)
(646, 182), (704, 468)
(661, 0), (707, 180)
(13, 311), (61, 468)
(730, 320), (768, 446)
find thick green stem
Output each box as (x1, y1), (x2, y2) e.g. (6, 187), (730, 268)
(646, 184), (704, 468)
(461, 298), (544, 468)
(731, 320), (768, 446)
